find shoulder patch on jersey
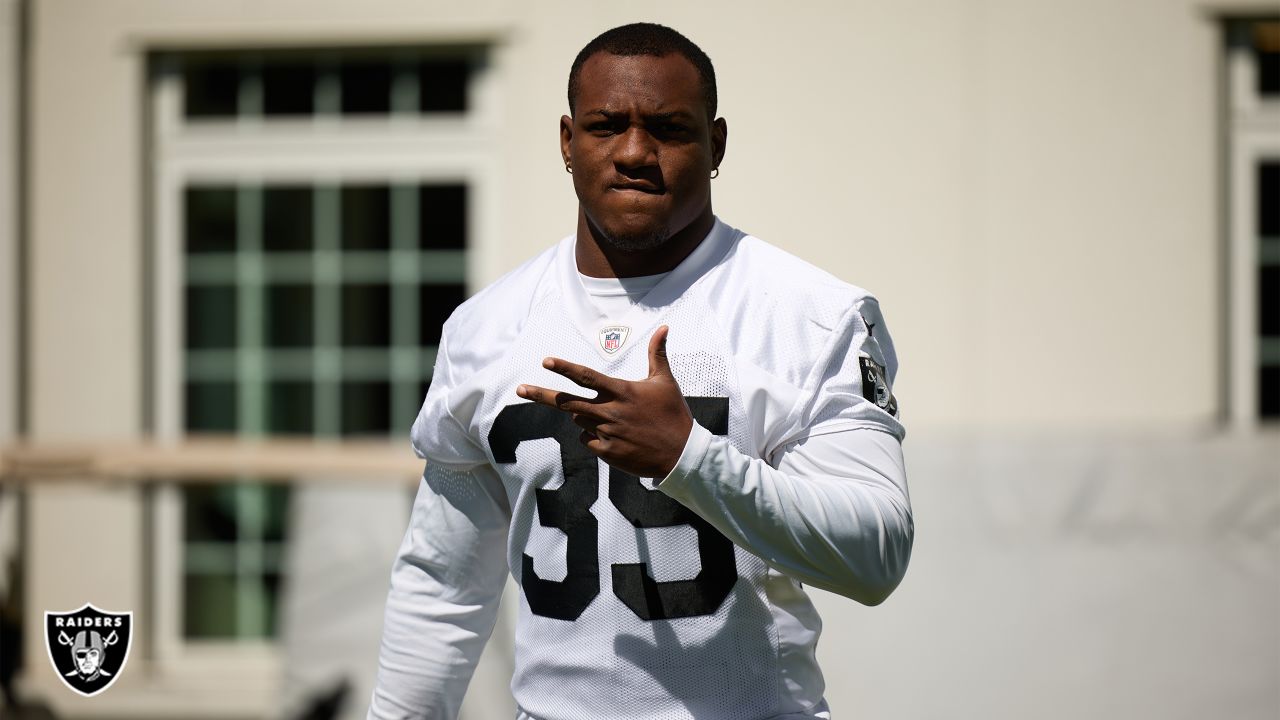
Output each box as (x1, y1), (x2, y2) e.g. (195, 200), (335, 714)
(858, 355), (899, 417)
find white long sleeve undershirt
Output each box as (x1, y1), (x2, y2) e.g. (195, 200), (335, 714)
(367, 425), (911, 719)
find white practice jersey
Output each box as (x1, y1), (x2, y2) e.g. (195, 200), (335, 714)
(369, 218), (912, 720)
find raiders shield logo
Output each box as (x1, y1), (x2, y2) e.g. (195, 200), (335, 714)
(858, 356), (899, 417)
(45, 603), (133, 697)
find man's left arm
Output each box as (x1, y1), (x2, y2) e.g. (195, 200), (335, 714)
(656, 422), (912, 606)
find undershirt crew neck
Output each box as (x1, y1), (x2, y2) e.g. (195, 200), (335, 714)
(577, 270), (669, 321)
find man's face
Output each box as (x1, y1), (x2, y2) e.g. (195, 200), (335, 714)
(76, 647), (101, 675)
(561, 52), (726, 251)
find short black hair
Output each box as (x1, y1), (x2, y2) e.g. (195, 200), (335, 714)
(567, 22), (718, 120)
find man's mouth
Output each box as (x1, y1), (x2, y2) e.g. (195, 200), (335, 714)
(609, 180), (663, 194)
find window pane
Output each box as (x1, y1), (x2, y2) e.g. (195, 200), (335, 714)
(1261, 163), (1280, 238)
(342, 185), (391, 250)
(1262, 266), (1280, 337)
(265, 284), (313, 348)
(184, 572), (238, 638)
(186, 187), (238, 253)
(342, 284), (392, 347)
(341, 380), (391, 435)
(186, 285), (238, 349)
(419, 185), (467, 249)
(184, 61), (239, 118)
(262, 485), (291, 542)
(259, 573), (284, 638)
(419, 58), (468, 112)
(1257, 23), (1280, 96)
(263, 60), (316, 116)
(263, 186), (314, 251)
(340, 59), (392, 114)
(268, 381), (313, 435)
(186, 381), (238, 432)
(420, 284), (467, 344)
(1261, 365), (1280, 418)
(184, 485), (240, 543)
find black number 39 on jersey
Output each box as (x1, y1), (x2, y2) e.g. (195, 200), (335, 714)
(489, 397), (738, 622)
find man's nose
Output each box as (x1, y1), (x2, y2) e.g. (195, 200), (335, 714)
(614, 125), (657, 168)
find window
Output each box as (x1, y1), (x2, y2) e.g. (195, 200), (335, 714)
(1225, 20), (1280, 425)
(148, 45), (494, 662)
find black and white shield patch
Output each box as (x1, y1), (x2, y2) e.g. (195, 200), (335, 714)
(44, 603), (133, 697)
(858, 356), (899, 417)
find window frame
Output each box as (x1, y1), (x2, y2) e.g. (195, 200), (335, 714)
(1226, 20), (1280, 428)
(146, 46), (499, 679)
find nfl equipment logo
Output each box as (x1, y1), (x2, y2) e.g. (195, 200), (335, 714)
(44, 603), (133, 697)
(598, 325), (630, 355)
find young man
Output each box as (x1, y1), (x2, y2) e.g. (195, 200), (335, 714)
(368, 23), (912, 720)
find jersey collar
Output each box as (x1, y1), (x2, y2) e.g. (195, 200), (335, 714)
(557, 217), (738, 362)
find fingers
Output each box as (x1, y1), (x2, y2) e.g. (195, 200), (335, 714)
(515, 384), (597, 413)
(541, 356), (622, 394)
(647, 325), (672, 379)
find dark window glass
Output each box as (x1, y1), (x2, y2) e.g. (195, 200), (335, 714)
(268, 381), (313, 435)
(184, 485), (240, 543)
(265, 285), (313, 348)
(185, 61), (239, 118)
(342, 185), (391, 250)
(1261, 163), (1280, 238)
(263, 61), (316, 116)
(186, 286), (238, 349)
(342, 284), (392, 347)
(186, 187), (238, 253)
(1258, 38), (1280, 96)
(419, 185), (467, 249)
(420, 284), (467, 345)
(262, 485), (291, 542)
(184, 572), (238, 638)
(340, 59), (392, 114)
(259, 573), (283, 638)
(341, 380), (392, 435)
(1262, 266), (1280, 337)
(419, 59), (468, 112)
(1261, 365), (1280, 418)
(263, 186), (314, 251)
(185, 381), (238, 432)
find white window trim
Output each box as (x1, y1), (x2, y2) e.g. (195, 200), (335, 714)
(147, 47), (501, 688)
(1226, 32), (1280, 429)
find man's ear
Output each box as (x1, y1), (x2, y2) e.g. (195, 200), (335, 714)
(560, 114), (574, 167)
(711, 117), (728, 170)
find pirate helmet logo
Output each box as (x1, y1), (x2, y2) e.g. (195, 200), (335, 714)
(44, 603), (133, 697)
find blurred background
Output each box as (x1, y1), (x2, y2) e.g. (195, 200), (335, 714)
(0, 0), (1277, 718)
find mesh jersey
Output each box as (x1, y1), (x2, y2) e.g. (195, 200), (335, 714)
(397, 218), (905, 720)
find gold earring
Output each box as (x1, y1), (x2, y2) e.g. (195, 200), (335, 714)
(710, 167), (720, 179)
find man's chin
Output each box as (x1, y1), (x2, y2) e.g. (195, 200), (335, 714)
(595, 222), (672, 252)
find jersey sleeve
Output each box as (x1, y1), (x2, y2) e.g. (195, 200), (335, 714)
(410, 326), (490, 469)
(776, 295), (904, 451)
(367, 462), (511, 720)
(658, 423), (913, 605)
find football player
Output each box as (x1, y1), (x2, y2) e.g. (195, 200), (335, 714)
(369, 22), (913, 720)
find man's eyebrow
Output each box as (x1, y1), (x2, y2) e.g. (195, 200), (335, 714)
(645, 111), (695, 122)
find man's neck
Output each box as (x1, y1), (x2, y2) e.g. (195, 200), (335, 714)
(575, 210), (715, 279)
